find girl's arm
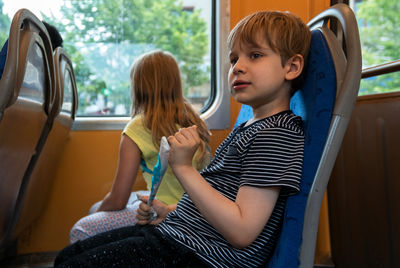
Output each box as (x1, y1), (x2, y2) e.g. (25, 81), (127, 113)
(168, 126), (280, 249)
(97, 134), (141, 212)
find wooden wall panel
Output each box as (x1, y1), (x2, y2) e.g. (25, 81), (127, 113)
(329, 92), (400, 267)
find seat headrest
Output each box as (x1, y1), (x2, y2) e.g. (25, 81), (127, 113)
(267, 29), (337, 267)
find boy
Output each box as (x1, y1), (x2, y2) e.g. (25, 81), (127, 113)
(55, 10), (311, 268)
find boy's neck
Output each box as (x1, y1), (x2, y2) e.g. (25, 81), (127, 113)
(245, 108), (289, 127)
(244, 117), (262, 127)
(249, 89), (291, 120)
(251, 104), (290, 121)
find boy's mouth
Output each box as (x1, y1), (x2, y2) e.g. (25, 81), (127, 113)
(232, 80), (251, 90)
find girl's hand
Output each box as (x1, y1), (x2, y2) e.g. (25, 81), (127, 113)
(136, 195), (175, 225)
(167, 126), (200, 170)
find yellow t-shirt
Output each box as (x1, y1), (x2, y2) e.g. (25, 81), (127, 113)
(123, 115), (208, 205)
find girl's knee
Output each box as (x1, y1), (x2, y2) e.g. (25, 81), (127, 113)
(69, 216), (97, 243)
(69, 210), (138, 244)
(70, 224), (91, 244)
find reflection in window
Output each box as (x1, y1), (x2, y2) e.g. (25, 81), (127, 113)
(21, 43), (45, 103)
(62, 68), (73, 114)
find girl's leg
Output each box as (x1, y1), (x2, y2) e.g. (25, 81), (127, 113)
(69, 191), (149, 243)
(69, 206), (139, 243)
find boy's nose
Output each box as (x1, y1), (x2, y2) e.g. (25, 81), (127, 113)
(233, 59), (245, 74)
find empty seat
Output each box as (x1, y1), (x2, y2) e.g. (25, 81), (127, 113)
(12, 47), (78, 239)
(0, 9), (56, 250)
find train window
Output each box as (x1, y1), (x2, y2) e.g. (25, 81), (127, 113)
(350, 0), (400, 95)
(1, 0), (231, 130)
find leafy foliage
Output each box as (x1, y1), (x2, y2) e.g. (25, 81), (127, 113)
(356, 0), (400, 95)
(0, 0), (10, 45)
(43, 0), (209, 115)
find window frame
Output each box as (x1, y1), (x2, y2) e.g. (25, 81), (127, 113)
(72, 0), (231, 131)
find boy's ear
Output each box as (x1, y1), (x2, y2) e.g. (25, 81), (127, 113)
(284, 54), (304, 81)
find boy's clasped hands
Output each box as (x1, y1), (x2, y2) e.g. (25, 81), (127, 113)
(167, 126), (201, 171)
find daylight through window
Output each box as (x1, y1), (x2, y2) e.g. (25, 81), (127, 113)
(0, 0), (213, 116)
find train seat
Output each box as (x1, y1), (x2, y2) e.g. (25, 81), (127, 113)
(12, 47), (78, 239)
(234, 3), (361, 267)
(0, 9), (57, 252)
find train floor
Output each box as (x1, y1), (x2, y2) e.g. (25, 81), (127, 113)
(0, 252), (56, 268)
(0, 252), (336, 267)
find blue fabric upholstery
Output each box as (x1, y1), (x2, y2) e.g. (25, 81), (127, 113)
(234, 103), (253, 128)
(267, 30), (336, 268)
(233, 30), (337, 267)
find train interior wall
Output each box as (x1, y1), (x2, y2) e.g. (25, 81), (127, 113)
(328, 92), (400, 267)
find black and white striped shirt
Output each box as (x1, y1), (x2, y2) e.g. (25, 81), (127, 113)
(157, 110), (304, 267)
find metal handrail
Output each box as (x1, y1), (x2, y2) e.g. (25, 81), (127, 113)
(362, 59), (400, 78)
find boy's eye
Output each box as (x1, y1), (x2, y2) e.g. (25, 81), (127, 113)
(250, 53), (262, 59)
(230, 57), (238, 65)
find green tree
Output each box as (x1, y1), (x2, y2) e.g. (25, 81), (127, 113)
(356, 0), (400, 95)
(44, 0), (209, 115)
(0, 0), (10, 45)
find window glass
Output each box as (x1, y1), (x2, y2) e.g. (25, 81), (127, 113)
(2, 0), (213, 115)
(0, 1), (10, 46)
(359, 72), (400, 95)
(20, 43), (46, 103)
(62, 65), (74, 114)
(351, 0), (400, 95)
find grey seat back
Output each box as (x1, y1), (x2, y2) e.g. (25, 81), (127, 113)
(12, 47), (78, 239)
(0, 8), (55, 250)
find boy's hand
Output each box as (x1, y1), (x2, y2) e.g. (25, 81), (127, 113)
(167, 126), (200, 170)
(136, 195), (174, 225)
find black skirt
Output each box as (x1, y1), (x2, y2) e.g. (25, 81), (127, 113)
(54, 224), (208, 268)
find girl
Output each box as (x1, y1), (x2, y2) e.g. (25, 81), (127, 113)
(69, 50), (210, 242)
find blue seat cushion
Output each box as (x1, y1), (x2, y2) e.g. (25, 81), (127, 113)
(234, 103), (253, 128)
(267, 29), (336, 267)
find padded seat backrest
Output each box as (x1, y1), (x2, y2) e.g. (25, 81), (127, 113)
(267, 29), (338, 268)
(12, 47), (78, 238)
(0, 9), (55, 249)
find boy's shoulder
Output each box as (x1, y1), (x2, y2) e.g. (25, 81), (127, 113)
(268, 110), (304, 132)
(243, 110), (303, 133)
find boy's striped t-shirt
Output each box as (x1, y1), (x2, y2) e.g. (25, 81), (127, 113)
(157, 110), (305, 268)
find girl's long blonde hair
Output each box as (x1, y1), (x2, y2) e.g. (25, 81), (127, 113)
(130, 50), (210, 166)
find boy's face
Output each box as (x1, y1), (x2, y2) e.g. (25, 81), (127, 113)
(228, 36), (292, 113)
